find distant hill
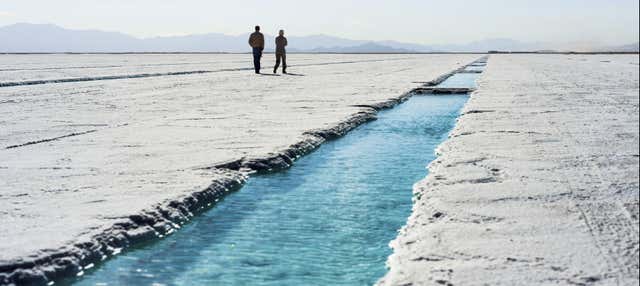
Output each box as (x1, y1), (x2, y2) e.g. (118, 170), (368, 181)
(1, 23), (636, 53)
(434, 38), (546, 52)
(0, 23), (143, 53)
(303, 42), (417, 53)
(0, 23), (426, 53)
(606, 42), (640, 52)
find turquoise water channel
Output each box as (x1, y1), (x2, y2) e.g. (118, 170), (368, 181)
(71, 73), (478, 286)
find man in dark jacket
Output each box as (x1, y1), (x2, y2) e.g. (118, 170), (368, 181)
(248, 26), (265, 74)
(273, 30), (288, 74)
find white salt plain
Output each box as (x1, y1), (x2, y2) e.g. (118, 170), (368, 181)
(1, 53), (638, 285)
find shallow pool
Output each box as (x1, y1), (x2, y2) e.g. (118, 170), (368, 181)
(71, 79), (474, 286)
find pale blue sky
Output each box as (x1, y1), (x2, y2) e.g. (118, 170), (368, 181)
(0, 0), (638, 45)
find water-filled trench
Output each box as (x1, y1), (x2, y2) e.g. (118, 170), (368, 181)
(70, 67), (482, 286)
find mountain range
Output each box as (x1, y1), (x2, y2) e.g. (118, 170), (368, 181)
(1, 23), (637, 53)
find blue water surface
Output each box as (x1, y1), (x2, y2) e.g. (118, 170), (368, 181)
(72, 94), (469, 286)
(435, 73), (480, 89)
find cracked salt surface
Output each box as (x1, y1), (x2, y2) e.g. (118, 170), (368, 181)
(380, 54), (639, 286)
(0, 54), (477, 285)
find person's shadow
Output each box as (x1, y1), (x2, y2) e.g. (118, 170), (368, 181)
(284, 73), (305, 76)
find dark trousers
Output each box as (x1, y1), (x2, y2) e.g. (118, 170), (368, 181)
(252, 48), (262, 73)
(274, 53), (287, 73)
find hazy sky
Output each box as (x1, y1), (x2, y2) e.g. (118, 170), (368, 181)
(0, 0), (638, 45)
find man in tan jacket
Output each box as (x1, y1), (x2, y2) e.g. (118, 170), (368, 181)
(248, 26), (265, 74)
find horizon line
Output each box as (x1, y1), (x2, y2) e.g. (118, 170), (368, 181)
(3, 22), (638, 48)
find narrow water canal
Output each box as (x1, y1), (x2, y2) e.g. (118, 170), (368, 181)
(70, 70), (481, 286)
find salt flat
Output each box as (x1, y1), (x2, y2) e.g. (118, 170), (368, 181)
(381, 55), (639, 285)
(0, 54), (476, 283)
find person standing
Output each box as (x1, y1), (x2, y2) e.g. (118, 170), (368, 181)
(248, 26), (265, 74)
(273, 30), (288, 74)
